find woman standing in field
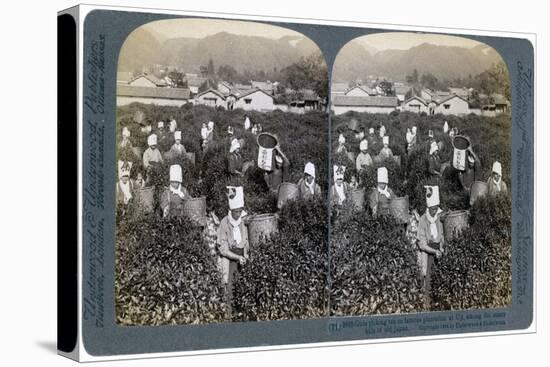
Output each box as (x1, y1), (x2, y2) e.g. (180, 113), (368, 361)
(416, 185), (445, 309)
(160, 164), (192, 219)
(116, 160), (136, 218)
(458, 147), (482, 192)
(487, 161), (508, 196)
(264, 146), (290, 193)
(297, 162), (322, 200)
(167, 130), (187, 159)
(336, 134), (347, 155)
(142, 134), (164, 186)
(368, 167), (395, 217)
(331, 165), (350, 207)
(356, 139), (373, 172)
(227, 138), (244, 184)
(428, 141), (443, 184)
(378, 136), (394, 161)
(217, 186), (249, 313)
(119, 126), (133, 149)
(406, 126), (417, 155)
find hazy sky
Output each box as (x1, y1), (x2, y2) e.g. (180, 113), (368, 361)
(358, 32), (485, 52)
(143, 18), (304, 40)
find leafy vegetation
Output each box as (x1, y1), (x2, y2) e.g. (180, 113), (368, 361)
(330, 111), (512, 313)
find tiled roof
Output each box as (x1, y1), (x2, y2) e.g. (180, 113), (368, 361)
(333, 95), (398, 107)
(345, 85), (377, 95)
(234, 88), (274, 100)
(196, 88), (226, 100)
(117, 85), (190, 100)
(403, 95), (428, 106)
(129, 73), (167, 87)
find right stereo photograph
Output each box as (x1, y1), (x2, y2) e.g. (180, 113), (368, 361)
(329, 32), (511, 315)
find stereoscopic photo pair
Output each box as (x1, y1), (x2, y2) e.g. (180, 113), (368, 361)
(113, 18), (512, 326)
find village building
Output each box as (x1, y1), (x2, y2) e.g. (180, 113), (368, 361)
(195, 88), (227, 108)
(344, 85), (378, 97)
(288, 90), (324, 113)
(401, 94), (472, 115)
(401, 95), (429, 113)
(332, 95), (398, 115)
(116, 85), (191, 107)
(128, 73), (168, 88)
(435, 94), (470, 115)
(232, 88), (275, 112)
(481, 93), (511, 116)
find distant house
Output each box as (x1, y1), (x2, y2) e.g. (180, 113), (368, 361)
(491, 94), (511, 114)
(435, 95), (470, 115)
(344, 85), (377, 97)
(195, 89), (227, 108)
(332, 95), (398, 115)
(401, 96), (429, 114)
(116, 85), (190, 107)
(481, 93), (511, 116)
(117, 71), (133, 85)
(232, 88), (275, 112)
(420, 89), (452, 103)
(289, 90), (323, 113)
(128, 73), (167, 88)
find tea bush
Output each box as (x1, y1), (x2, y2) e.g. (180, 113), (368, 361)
(115, 216), (228, 325)
(232, 198), (329, 321)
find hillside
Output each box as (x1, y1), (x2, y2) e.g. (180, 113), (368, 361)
(118, 29), (320, 74)
(333, 42), (505, 83)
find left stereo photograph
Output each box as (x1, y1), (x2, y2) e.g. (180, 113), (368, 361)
(114, 17), (330, 326)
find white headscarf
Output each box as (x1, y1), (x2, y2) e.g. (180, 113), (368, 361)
(228, 210), (247, 245)
(338, 134), (346, 144)
(377, 185), (391, 199)
(169, 183), (186, 200)
(304, 163), (316, 195)
(305, 178), (315, 195)
(230, 139), (240, 153)
(426, 207), (443, 239)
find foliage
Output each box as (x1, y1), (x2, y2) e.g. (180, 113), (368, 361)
(232, 199), (329, 321)
(116, 216), (228, 325)
(431, 194), (512, 310)
(330, 211), (425, 315)
(281, 52), (329, 100)
(331, 111), (512, 313)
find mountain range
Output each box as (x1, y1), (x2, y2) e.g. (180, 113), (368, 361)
(118, 29), (320, 74)
(332, 42), (505, 83)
